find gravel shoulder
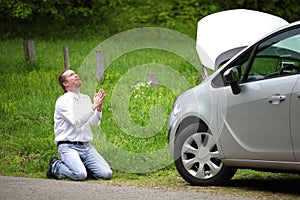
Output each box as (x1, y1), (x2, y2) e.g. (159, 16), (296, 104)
(0, 176), (255, 200)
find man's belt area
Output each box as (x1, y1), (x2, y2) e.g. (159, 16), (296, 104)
(57, 141), (86, 146)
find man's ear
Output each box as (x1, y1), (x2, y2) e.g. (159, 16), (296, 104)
(62, 81), (68, 87)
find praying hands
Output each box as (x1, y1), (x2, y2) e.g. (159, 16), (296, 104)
(93, 89), (105, 111)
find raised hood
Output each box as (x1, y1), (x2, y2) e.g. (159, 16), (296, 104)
(196, 9), (289, 71)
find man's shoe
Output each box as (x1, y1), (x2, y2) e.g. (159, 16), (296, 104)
(46, 157), (59, 179)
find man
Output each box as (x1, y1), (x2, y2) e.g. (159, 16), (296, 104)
(47, 69), (112, 180)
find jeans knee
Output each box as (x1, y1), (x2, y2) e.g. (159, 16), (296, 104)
(103, 170), (113, 180)
(94, 169), (113, 180)
(72, 170), (87, 181)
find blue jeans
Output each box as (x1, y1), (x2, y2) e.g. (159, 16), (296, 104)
(52, 143), (112, 180)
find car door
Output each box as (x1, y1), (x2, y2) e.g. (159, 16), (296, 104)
(291, 76), (300, 161)
(220, 77), (297, 161)
(219, 28), (300, 161)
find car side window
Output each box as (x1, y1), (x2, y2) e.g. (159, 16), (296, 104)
(242, 29), (300, 82)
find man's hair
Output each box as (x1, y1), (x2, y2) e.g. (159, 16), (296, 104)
(58, 69), (68, 94)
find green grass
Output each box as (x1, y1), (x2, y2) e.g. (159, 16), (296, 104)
(0, 38), (101, 177)
(0, 38), (200, 176)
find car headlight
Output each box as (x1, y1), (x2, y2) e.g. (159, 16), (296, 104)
(172, 94), (183, 115)
(172, 101), (181, 116)
(168, 95), (183, 129)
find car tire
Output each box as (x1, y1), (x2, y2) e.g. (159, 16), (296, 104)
(174, 122), (236, 186)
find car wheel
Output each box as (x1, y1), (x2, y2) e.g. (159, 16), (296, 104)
(174, 123), (236, 186)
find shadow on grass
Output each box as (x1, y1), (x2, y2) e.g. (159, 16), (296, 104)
(226, 176), (300, 196)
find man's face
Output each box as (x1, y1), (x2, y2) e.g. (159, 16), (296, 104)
(62, 70), (82, 90)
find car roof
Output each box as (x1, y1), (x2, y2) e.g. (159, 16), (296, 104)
(196, 9), (289, 71)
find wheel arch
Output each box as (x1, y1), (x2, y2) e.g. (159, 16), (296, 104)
(168, 114), (210, 156)
(175, 116), (209, 138)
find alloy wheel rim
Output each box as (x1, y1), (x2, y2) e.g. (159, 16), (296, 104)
(181, 132), (222, 179)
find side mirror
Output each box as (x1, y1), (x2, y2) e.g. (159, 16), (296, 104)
(223, 67), (241, 95)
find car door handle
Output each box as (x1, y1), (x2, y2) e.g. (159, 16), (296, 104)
(268, 94), (286, 105)
(297, 92), (300, 98)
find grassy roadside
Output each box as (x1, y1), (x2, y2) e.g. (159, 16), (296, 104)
(1, 38), (300, 200)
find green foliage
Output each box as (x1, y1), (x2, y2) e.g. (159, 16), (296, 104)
(0, 0), (222, 40)
(214, 0), (300, 22)
(0, 0), (99, 20)
(2, 0), (300, 41)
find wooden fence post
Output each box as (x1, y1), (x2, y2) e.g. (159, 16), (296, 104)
(147, 72), (158, 88)
(23, 40), (37, 66)
(63, 46), (71, 69)
(96, 50), (105, 81)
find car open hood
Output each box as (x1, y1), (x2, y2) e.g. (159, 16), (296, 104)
(196, 9), (289, 71)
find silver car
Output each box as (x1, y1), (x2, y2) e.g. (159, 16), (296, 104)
(168, 9), (300, 185)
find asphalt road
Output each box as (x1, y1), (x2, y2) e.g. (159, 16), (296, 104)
(0, 176), (255, 200)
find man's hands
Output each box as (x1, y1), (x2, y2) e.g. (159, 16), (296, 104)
(92, 89), (105, 112)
